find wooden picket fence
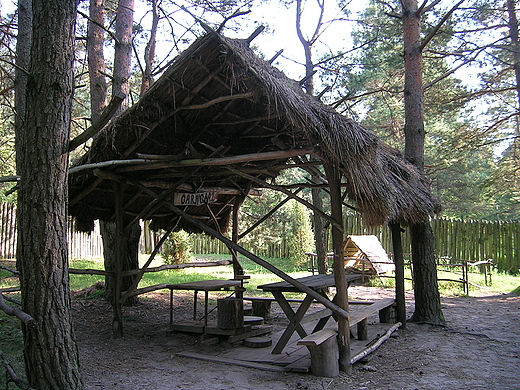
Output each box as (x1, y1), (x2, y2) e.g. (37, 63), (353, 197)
(0, 203), (518, 274)
(0, 203), (16, 259)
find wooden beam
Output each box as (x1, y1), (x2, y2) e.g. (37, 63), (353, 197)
(124, 146), (227, 228)
(246, 25), (265, 44)
(227, 166), (343, 231)
(69, 177), (104, 206)
(68, 92), (125, 152)
(117, 179), (262, 196)
(239, 188), (302, 240)
(136, 148), (314, 166)
(178, 92), (253, 111)
(70, 148), (314, 175)
(121, 260), (232, 276)
(112, 182), (124, 338)
(325, 163), (351, 374)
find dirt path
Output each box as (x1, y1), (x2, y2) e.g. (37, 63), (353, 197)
(74, 287), (520, 390)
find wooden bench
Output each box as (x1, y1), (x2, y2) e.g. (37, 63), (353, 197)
(296, 298), (396, 376)
(242, 296), (385, 320)
(243, 296), (307, 319)
(349, 298), (395, 340)
(297, 328), (339, 377)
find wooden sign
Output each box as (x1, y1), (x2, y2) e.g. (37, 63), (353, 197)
(174, 192), (218, 206)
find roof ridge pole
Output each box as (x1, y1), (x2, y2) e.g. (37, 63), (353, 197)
(246, 25), (265, 45)
(268, 49), (284, 64)
(324, 163), (351, 374)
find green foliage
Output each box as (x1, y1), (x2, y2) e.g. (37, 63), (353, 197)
(288, 201), (314, 270)
(162, 230), (192, 265)
(320, 0), (520, 221)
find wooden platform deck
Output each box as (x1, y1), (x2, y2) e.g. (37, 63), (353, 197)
(176, 306), (398, 374)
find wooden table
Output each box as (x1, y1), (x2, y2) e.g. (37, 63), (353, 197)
(258, 274), (361, 354)
(168, 279), (242, 326)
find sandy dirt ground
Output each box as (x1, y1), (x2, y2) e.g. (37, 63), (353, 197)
(73, 286), (520, 390)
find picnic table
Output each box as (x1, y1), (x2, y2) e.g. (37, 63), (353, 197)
(258, 273), (361, 354)
(168, 279), (243, 326)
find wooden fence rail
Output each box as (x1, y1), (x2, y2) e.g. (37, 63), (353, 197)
(0, 203), (518, 274)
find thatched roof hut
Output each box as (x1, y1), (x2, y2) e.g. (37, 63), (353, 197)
(68, 31), (440, 233)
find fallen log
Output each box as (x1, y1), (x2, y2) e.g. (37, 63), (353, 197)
(350, 322), (401, 364)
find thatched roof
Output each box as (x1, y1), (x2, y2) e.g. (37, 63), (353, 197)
(68, 31), (440, 233)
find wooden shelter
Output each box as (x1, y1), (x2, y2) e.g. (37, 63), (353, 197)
(344, 235), (394, 276)
(68, 30), (440, 372)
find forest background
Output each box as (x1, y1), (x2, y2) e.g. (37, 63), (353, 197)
(0, 0), (519, 256)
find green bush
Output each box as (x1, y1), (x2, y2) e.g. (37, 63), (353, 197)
(162, 230), (192, 265)
(288, 201), (314, 270)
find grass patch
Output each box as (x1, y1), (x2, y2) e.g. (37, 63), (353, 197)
(0, 292), (25, 389)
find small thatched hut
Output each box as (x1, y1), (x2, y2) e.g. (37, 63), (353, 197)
(69, 32), (439, 233)
(68, 30), (440, 372)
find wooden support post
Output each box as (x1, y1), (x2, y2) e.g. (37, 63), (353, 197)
(308, 336), (339, 377)
(379, 306), (393, 323)
(232, 197), (246, 299)
(251, 300), (271, 320)
(357, 319), (368, 340)
(390, 221), (406, 329)
(113, 182), (124, 338)
(324, 164), (350, 374)
(217, 298), (244, 329)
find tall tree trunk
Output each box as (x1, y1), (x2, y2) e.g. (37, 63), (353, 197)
(507, 0), (520, 111)
(311, 186), (328, 274)
(113, 0), (133, 107)
(402, 0), (445, 325)
(101, 220), (141, 305)
(295, 0), (328, 274)
(15, 0), (83, 388)
(140, 0), (158, 94)
(87, 0), (107, 124)
(100, 0), (138, 316)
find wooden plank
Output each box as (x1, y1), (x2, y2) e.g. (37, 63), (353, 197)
(300, 308), (332, 324)
(204, 325), (251, 336)
(349, 298), (395, 326)
(244, 296), (377, 305)
(297, 328), (337, 346)
(169, 279), (242, 291)
(170, 320), (205, 334)
(283, 356), (311, 373)
(228, 325), (273, 343)
(258, 274), (360, 292)
(176, 351), (286, 372)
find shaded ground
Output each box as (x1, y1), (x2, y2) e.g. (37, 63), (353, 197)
(74, 286), (520, 390)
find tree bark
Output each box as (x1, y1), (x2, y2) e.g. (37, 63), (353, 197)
(408, 221), (445, 324)
(15, 0), (83, 388)
(100, 0), (138, 320)
(113, 0), (134, 107)
(140, 0), (158, 94)
(101, 220), (141, 306)
(87, 0), (107, 124)
(324, 164), (351, 374)
(311, 185), (328, 274)
(402, 0), (445, 325)
(295, 0), (328, 274)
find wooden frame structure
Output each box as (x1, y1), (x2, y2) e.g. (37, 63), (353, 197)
(68, 30), (440, 372)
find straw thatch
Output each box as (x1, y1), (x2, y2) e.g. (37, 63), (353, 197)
(68, 31), (440, 233)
